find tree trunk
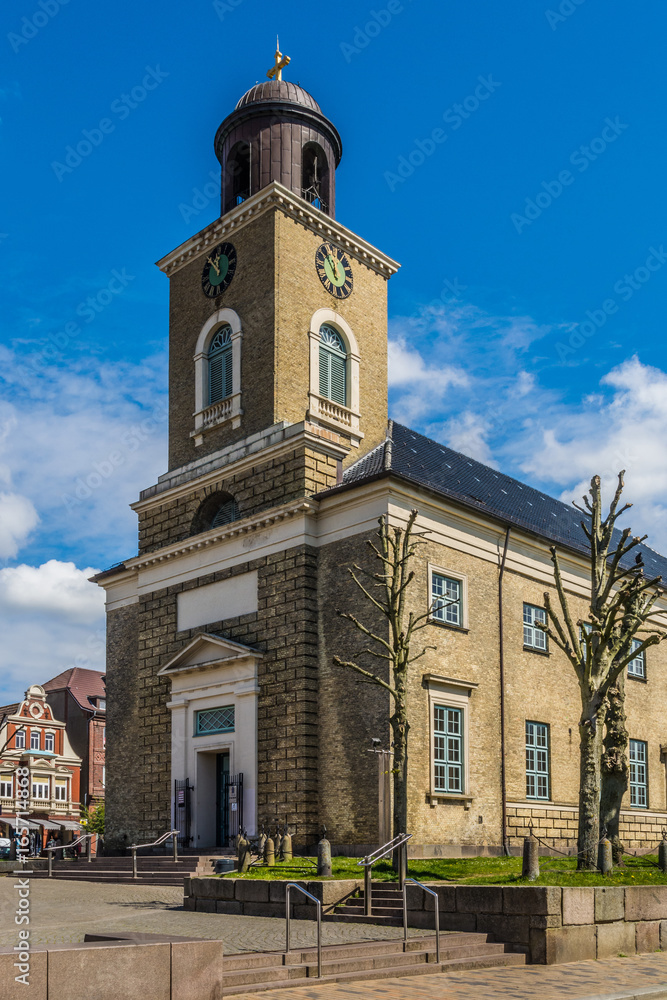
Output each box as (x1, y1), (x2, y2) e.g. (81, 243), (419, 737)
(390, 706), (409, 867)
(577, 702), (604, 870)
(600, 675), (628, 865)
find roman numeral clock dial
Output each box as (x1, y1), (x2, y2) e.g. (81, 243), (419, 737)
(201, 242), (237, 297)
(315, 242), (353, 299)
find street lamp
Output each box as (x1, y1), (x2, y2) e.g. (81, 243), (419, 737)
(367, 738), (392, 846)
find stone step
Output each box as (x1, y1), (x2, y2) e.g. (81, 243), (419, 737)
(222, 951), (525, 995)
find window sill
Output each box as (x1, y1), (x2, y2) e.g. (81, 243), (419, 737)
(429, 620), (469, 634)
(627, 673), (647, 683)
(525, 797), (552, 803)
(523, 645), (550, 657)
(427, 793), (473, 809)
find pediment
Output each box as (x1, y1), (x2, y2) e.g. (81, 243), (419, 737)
(158, 632), (263, 677)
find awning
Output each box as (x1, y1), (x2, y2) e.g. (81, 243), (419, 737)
(58, 820), (82, 831)
(37, 820), (62, 831)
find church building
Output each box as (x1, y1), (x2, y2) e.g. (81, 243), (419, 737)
(95, 55), (667, 857)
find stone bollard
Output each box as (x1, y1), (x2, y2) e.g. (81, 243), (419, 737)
(317, 829), (332, 877)
(598, 838), (613, 875)
(264, 835), (275, 867)
(257, 827), (266, 857)
(238, 832), (251, 873)
(282, 828), (293, 862)
(659, 837), (667, 874)
(522, 834), (539, 880)
(274, 827), (283, 861)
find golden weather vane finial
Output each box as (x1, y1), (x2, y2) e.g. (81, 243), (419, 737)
(267, 35), (290, 81)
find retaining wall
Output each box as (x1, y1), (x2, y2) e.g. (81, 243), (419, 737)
(186, 878), (667, 964)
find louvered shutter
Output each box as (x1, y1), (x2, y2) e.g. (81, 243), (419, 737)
(319, 346), (330, 398)
(209, 343), (232, 404)
(329, 353), (346, 406)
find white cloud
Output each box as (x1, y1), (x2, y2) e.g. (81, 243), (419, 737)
(0, 492), (38, 558)
(0, 560), (104, 622)
(0, 560), (106, 704)
(442, 411), (496, 466)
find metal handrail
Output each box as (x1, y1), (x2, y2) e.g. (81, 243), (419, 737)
(403, 878), (440, 964)
(357, 832), (412, 867)
(357, 833), (412, 915)
(285, 883), (322, 979)
(43, 833), (95, 877)
(129, 829), (179, 878)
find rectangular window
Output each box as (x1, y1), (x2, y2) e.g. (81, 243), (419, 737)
(523, 604), (547, 651)
(628, 640), (646, 679)
(431, 573), (463, 627)
(32, 781), (49, 800)
(54, 783), (67, 801)
(526, 721), (550, 800)
(433, 705), (463, 793)
(195, 706), (235, 736)
(629, 739), (648, 808)
(14, 729), (25, 749)
(30, 731), (40, 750)
(44, 733), (54, 752)
(0, 777), (12, 797)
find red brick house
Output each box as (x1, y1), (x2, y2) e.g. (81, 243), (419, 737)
(0, 684), (82, 849)
(43, 668), (106, 810)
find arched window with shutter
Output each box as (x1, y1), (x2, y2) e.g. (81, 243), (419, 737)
(319, 324), (347, 406)
(208, 324), (233, 405)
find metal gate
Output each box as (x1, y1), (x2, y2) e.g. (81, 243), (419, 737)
(174, 779), (192, 848)
(220, 772), (243, 847)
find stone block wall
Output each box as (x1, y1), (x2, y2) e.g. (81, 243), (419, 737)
(185, 880), (667, 965)
(138, 444), (339, 555)
(507, 803), (667, 851)
(106, 543), (322, 851)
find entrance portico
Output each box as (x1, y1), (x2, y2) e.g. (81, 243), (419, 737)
(159, 633), (261, 848)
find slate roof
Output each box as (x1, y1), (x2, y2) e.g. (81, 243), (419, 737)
(329, 421), (667, 584)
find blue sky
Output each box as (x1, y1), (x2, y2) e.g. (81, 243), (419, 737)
(1, 0), (667, 700)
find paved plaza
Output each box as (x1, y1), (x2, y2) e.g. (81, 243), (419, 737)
(1, 879), (667, 998)
(0, 879), (420, 952)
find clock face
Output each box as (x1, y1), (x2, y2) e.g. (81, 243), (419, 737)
(201, 242), (237, 298)
(315, 242), (353, 299)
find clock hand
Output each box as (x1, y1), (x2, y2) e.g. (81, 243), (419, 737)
(207, 255), (221, 276)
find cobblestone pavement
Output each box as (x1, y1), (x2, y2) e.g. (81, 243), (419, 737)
(236, 954), (667, 1000)
(0, 879), (421, 952)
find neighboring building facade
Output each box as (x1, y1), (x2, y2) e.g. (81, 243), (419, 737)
(95, 69), (667, 856)
(43, 668), (106, 810)
(0, 685), (82, 847)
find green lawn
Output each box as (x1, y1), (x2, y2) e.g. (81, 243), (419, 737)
(223, 854), (667, 886)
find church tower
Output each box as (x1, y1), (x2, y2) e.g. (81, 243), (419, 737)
(97, 51), (399, 852)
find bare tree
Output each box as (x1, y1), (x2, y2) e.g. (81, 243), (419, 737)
(333, 509), (436, 855)
(539, 473), (667, 869)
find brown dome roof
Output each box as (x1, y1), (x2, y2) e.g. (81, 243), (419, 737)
(235, 80), (321, 113)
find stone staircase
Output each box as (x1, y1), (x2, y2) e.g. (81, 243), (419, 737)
(221, 935), (525, 994)
(23, 854), (219, 885)
(327, 884), (407, 925)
